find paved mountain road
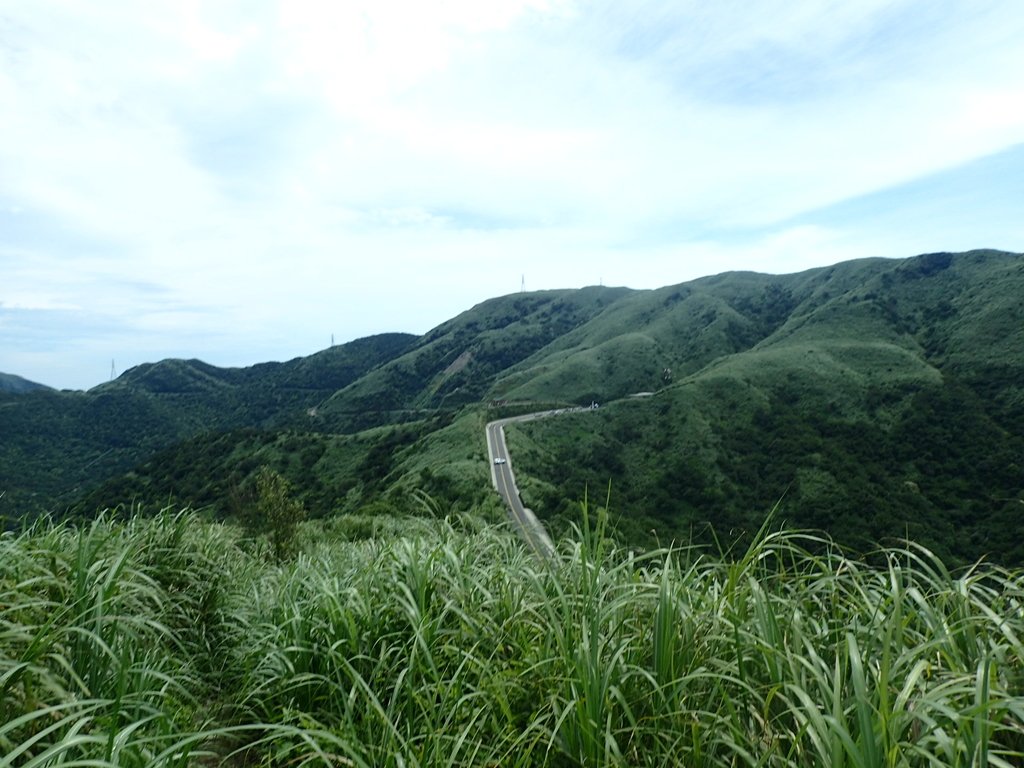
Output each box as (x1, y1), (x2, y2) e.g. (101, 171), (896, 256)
(485, 408), (586, 560)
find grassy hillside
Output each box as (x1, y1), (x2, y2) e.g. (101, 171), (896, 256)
(76, 408), (500, 522)
(490, 258), (901, 403)
(508, 251), (1024, 564)
(0, 333), (415, 519)
(3, 509), (1023, 766)
(314, 286), (632, 424)
(3, 251), (1021, 565)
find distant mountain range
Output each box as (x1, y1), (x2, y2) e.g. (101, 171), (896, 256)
(2, 250), (1021, 563)
(0, 372), (52, 394)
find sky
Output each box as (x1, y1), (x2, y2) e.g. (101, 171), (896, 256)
(2, 1), (1023, 390)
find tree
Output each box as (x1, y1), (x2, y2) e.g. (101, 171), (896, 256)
(246, 466), (307, 562)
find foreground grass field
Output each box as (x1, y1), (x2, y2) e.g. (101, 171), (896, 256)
(2, 509), (1023, 766)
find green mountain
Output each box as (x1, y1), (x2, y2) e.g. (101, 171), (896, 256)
(0, 372), (52, 394)
(506, 251), (1024, 562)
(312, 286), (632, 427)
(0, 333), (415, 516)
(3, 250), (1022, 563)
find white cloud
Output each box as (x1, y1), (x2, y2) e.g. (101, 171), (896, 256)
(0, 0), (1022, 388)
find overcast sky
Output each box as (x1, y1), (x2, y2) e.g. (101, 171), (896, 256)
(2, 1), (1023, 390)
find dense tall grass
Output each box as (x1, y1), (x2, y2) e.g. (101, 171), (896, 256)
(2, 508), (1022, 766)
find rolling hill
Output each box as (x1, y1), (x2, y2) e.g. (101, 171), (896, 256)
(0, 333), (415, 516)
(3, 250), (1022, 563)
(506, 251), (1024, 562)
(0, 372), (52, 394)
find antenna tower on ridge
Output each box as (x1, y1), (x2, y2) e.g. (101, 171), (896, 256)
(521, 274), (526, 293)
(110, 359), (115, 381)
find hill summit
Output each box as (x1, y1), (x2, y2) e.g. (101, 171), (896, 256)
(0, 372), (52, 394)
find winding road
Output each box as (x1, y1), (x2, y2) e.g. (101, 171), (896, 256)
(486, 409), (585, 560)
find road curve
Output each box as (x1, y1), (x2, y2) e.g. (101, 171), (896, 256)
(486, 410), (583, 561)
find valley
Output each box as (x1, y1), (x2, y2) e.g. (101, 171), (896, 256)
(2, 249), (1022, 564)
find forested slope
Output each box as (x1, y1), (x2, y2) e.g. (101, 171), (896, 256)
(3, 251), (1021, 564)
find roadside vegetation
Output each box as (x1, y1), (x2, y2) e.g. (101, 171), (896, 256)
(509, 364), (1024, 565)
(3, 506), (1023, 766)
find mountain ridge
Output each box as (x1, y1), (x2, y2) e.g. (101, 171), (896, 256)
(0, 333), (417, 515)
(3, 250), (1022, 563)
(0, 371), (53, 394)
